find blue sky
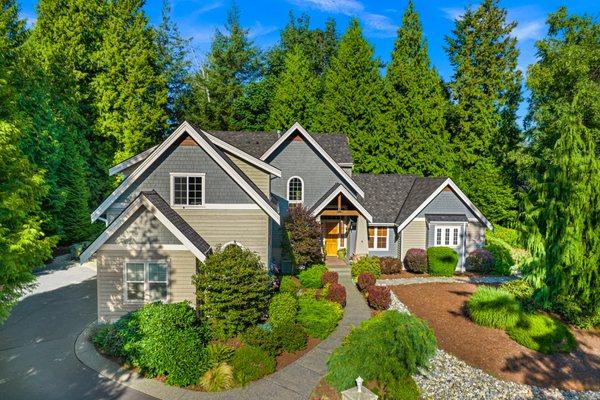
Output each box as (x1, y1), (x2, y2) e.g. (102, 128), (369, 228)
(18, 0), (597, 122)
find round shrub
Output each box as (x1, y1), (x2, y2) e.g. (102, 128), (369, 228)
(298, 264), (328, 288)
(351, 256), (381, 279)
(506, 314), (576, 354)
(297, 297), (343, 339)
(357, 272), (376, 292)
(465, 249), (494, 273)
(367, 285), (391, 310)
(279, 275), (300, 296)
(485, 236), (514, 275)
(230, 345), (276, 386)
(468, 286), (521, 329)
(274, 323), (308, 352)
(326, 283), (347, 307)
(500, 279), (536, 312)
(321, 271), (339, 286)
(92, 311), (141, 360)
(326, 311), (437, 391)
(380, 257), (402, 274)
(404, 249), (427, 273)
(193, 246), (270, 339)
(269, 293), (298, 328)
(240, 325), (282, 356)
(427, 247), (458, 276)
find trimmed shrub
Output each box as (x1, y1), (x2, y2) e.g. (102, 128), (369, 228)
(468, 286), (521, 329)
(298, 264), (328, 288)
(269, 293), (298, 328)
(297, 297), (343, 339)
(357, 272), (376, 292)
(465, 249), (494, 273)
(427, 247), (458, 276)
(404, 249), (427, 273)
(279, 275), (301, 296)
(337, 248), (346, 259)
(367, 286), (391, 310)
(487, 225), (522, 248)
(230, 346), (276, 386)
(500, 279), (536, 312)
(485, 236), (514, 276)
(193, 246), (270, 339)
(326, 311), (437, 391)
(507, 314), (576, 354)
(199, 363), (234, 391)
(380, 257), (402, 274)
(282, 205), (323, 268)
(274, 323), (308, 352)
(92, 311), (141, 360)
(321, 271), (339, 286)
(326, 283), (347, 307)
(351, 256), (381, 279)
(240, 326), (282, 356)
(207, 343), (235, 366)
(134, 302), (212, 387)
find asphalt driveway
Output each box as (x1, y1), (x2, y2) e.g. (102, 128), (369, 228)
(0, 260), (155, 400)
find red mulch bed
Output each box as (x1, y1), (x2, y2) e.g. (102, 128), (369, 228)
(310, 378), (341, 400)
(277, 337), (321, 369)
(391, 283), (600, 391)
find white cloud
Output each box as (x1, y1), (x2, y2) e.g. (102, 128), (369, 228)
(363, 13), (397, 37)
(288, 0), (364, 15)
(440, 7), (463, 21)
(248, 21), (279, 39)
(512, 20), (544, 42)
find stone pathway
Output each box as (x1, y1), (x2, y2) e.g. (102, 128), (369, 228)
(75, 260), (371, 400)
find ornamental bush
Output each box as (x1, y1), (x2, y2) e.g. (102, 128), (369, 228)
(279, 275), (300, 296)
(199, 363), (234, 392)
(297, 297), (343, 339)
(240, 325), (282, 356)
(380, 257), (402, 274)
(207, 343), (235, 366)
(321, 271), (339, 285)
(326, 283), (347, 307)
(269, 293), (298, 328)
(465, 249), (494, 273)
(367, 285), (391, 310)
(282, 205), (323, 268)
(351, 256), (381, 279)
(485, 237), (514, 275)
(326, 311), (437, 391)
(468, 286), (521, 329)
(506, 314), (576, 354)
(487, 225), (522, 248)
(357, 272), (376, 291)
(274, 322), (308, 352)
(230, 346), (276, 386)
(500, 279), (536, 312)
(404, 249), (427, 273)
(92, 311), (142, 360)
(427, 247), (458, 276)
(193, 246), (270, 339)
(298, 264), (328, 288)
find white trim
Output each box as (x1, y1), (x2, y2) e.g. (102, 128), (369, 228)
(202, 203), (260, 209)
(91, 121), (280, 224)
(368, 226), (389, 251)
(338, 162), (354, 168)
(260, 122), (365, 198)
(433, 225), (462, 247)
(309, 185), (373, 223)
(81, 195), (209, 263)
(204, 132), (282, 177)
(222, 241), (246, 250)
(287, 176), (304, 204)
(368, 222), (396, 227)
(396, 178), (492, 233)
(123, 259), (170, 304)
(169, 172), (206, 207)
(109, 146), (158, 176)
(102, 244), (188, 251)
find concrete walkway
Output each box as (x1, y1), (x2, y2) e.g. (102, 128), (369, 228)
(75, 260), (371, 400)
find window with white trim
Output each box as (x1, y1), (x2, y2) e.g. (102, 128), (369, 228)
(435, 226), (461, 246)
(125, 261), (168, 302)
(171, 173), (204, 206)
(287, 176), (303, 204)
(368, 226), (389, 250)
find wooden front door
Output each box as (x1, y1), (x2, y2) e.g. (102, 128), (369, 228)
(324, 221), (341, 257)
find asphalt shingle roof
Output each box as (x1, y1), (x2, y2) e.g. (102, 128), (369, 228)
(425, 214), (468, 222)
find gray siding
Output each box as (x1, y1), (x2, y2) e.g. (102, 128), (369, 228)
(368, 227), (398, 258)
(106, 206), (181, 245)
(417, 191), (477, 219)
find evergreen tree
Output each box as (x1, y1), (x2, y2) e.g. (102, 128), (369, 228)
(157, 0), (191, 129)
(267, 46), (319, 131)
(0, 121), (57, 323)
(0, 0), (25, 117)
(183, 4), (260, 130)
(92, 0), (168, 163)
(385, 1), (451, 176)
(316, 19), (393, 173)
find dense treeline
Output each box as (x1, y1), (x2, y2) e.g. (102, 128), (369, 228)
(0, 0), (598, 324)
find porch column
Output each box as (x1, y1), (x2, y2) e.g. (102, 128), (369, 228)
(355, 215), (369, 257)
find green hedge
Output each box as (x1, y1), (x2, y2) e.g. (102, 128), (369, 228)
(269, 293), (298, 328)
(279, 275), (300, 295)
(230, 346), (276, 386)
(297, 297), (343, 339)
(351, 256), (381, 279)
(487, 225), (523, 248)
(468, 286), (521, 329)
(298, 264), (328, 288)
(485, 236), (514, 275)
(426, 247), (458, 276)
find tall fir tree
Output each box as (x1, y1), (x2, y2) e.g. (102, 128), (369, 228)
(267, 46), (319, 131)
(92, 0), (168, 163)
(183, 4), (260, 130)
(385, 0), (451, 176)
(316, 19), (393, 173)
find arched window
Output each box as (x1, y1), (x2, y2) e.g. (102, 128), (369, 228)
(287, 176), (304, 204)
(222, 241), (245, 250)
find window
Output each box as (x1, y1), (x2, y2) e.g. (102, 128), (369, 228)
(124, 261), (168, 302)
(435, 226), (461, 247)
(170, 173), (204, 206)
(368, 226), (388, 250)
(287, 176), (303, 204)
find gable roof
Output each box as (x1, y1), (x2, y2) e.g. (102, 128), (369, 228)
(259, 123), (364, 197)
(109, 145), (158, 176)
(80, 191), (211, 263)
(309, 184), (373, 222)
(91, 121), (280, 224)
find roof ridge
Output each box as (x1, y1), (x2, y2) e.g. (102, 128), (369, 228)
(394, 175), (418, 224)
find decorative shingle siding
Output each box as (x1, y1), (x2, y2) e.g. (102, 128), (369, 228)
(96, 249), (196, 323)
(106, 206), (181, 245)
(417, 191), (477, 219)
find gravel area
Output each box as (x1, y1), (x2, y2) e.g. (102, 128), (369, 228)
(377, 275), (514, 286)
